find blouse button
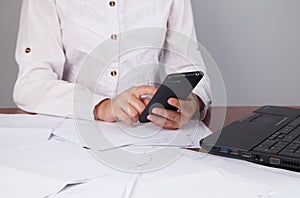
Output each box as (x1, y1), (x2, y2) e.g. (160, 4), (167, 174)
(111, 34), (117, 40)
(111, 70), (117, 77)
(109, 1), (116, 7)
(25, 48), (31, 54)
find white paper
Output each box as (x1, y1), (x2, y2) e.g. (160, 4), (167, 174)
(134, 171), (269, 198)
(183, 150), (300, 197)
(49, 172), (132, 198)
(0, 164), (66, 198)
(0, 127), (52, 151)
(52, 119), (210, 150)
(0, 141), (111, 181)
(47, 151), (275, 198)
(0, 114), (65, 129)
(133, 153), (275, 198)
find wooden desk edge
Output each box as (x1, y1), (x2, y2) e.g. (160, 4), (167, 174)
(0, 108), (32, 114)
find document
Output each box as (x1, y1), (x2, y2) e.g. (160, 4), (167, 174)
(0, 141), (111, 181)
(182, 150), (300, 197)
(0, 127), (52, 151)
(132, 152), (275, 198)
(48, 172), (132, 198)
(0, 114), (65, 129)
(52, 119), (211, 150)
(0, 141), (112, 198)
(42, 152), (275, 198)
(133, 170), (271, 198)
(0, 164), (67, 198)
(193, 152), (300, 198)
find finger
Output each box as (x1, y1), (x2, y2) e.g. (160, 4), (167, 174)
(147, 115), (180, 130)
(116, 89), (145, 115)
(128, 96), (147, 114)
(114, 108), (134, 126)
(179, 95), (199, 118)
(168, 95), (198, 117)
(168, 98), (181, 109)
(121, 103), (139, 123)
(152, 108), (181, 123)
(142, 98), (151, 106)
(133, 86), (157, 97)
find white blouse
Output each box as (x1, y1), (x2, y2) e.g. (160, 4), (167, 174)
(14, 0), (211, 120)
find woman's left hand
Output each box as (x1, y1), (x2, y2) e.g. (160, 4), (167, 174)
(147, 94), (203, 130)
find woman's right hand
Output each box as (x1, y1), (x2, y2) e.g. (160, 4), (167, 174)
(94, 86), (156, 125)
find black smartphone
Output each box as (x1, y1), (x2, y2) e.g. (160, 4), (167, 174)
(139, 71), (204, 123)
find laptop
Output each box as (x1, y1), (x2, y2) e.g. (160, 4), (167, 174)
(200, 106), (300, 172)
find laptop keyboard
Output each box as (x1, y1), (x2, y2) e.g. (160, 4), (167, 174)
(253, 117), (300, 158)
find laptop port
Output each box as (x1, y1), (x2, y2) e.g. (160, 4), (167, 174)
(241, 152), (252, 158)
(269, 158), (281, 165)
(229, 149), (239, 155)
(254, 155), (264, 162)
(218, 147), (229, 153)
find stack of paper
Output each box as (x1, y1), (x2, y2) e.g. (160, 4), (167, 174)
(189, 151), (300, 198)
(0, 128), (52, 151)
(132, 152), (275, 198)
(0, 141), (112, 197)
(51, 119), (211, 150)
(48, 172), (132, 198)
(0, 114), (65, 129)
(0, 114), (65, 151)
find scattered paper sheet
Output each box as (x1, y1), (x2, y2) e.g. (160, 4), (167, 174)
(134, 171), (265, 198)
(0, 127), (52, 151)
(52, 119), (211, 149)
(0, 141), (112, 198)
(0, 114), (65, 129)
(44, 152), (274, 198)
(183, 150), (300, 197)
(48, 172), (132, 198)
(133, 153), (275, 198)
(0, 164), (66, 198)
(0, 141), (111, 181)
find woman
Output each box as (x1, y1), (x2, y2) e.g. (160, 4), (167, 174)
(14, 0), (211, 129)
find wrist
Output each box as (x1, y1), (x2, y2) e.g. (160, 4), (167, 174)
(94, 99), (114, 121)
(190, 94), (205, 120)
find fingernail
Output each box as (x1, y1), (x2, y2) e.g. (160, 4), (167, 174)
(168, 98), (174, 104)
(152, 109), (158, 114)
(147, 115), (152, 121)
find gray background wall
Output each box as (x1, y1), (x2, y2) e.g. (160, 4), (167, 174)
(0, 0), (299, 108)
(0, 0), (21, 107)
(192, 0), (300, 106)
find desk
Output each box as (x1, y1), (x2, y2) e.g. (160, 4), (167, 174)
(0, 108), (29, 114)
(0, 106), (259, 123)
